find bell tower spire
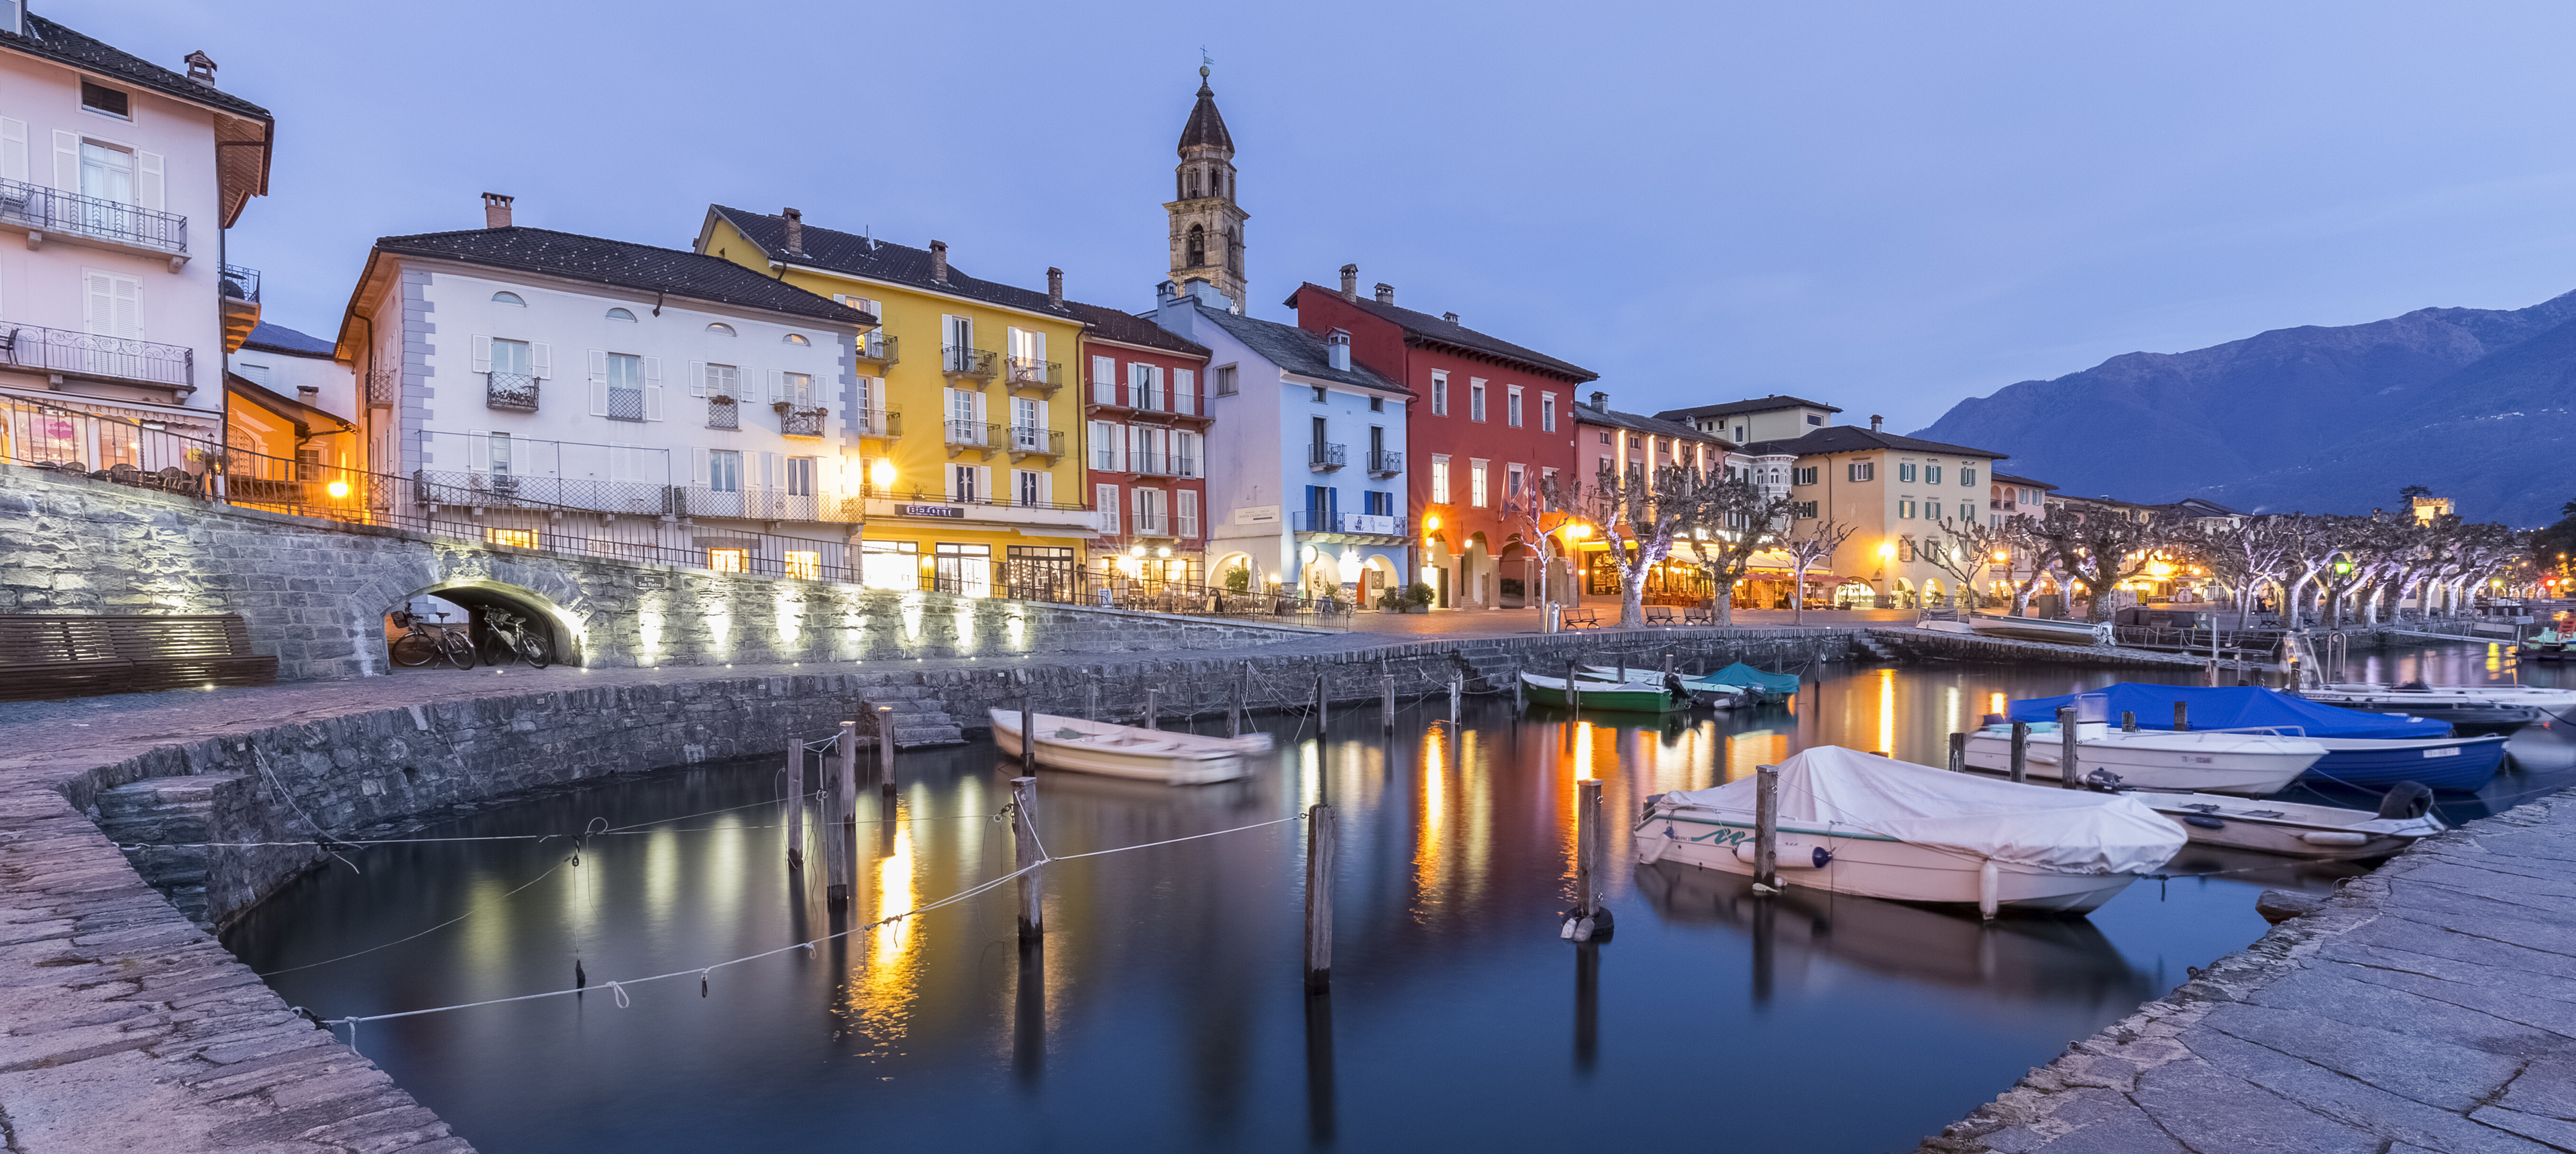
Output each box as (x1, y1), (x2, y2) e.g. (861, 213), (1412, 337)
(1167, 63), (1248, 313)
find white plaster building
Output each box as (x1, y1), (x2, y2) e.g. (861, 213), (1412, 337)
(0, 9), (271, 457)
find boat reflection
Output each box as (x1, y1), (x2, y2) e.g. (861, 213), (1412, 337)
(1634, 859), (2155, 1012)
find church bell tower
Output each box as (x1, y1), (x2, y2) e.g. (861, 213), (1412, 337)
(1167, 66), (1248, 312)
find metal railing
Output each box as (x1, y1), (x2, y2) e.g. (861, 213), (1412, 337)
(1171, 455), (1199, 478)
(0, 322), (193, 390)
(366, 368), (398, 407)
(941, 346), (998, 378)
(1308, 442), (1346, 470)
(1130, 451), (1175, 476)
(1005, 357), (1061, 390)
(1133, 513), (1169, 536)
(487, 372), (539, 412)
(777, 403), (828, 437)
(0, 176), (186, 255)
(943, 419), (996, 448)
(1290, 510), (1408, 536)
(1008, 425), (1063, 456)
(857, 333), (899, 364)
(705, 393), (740, 430)
(853, 407), (899, 437)
(606, 386), (643, 421)
(1368, 449), (1401, 476)
(220, 264), (259, 303)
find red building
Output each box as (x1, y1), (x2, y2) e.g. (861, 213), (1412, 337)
(1284, 267), (1595, 609)
(1071, 301), (1213, 590)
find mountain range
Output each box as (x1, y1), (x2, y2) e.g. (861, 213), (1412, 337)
(1911, 290), (2576, 527)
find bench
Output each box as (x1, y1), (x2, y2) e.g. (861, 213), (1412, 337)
(0, 614), (276, 701)
(1645, 607), (1678, 625)
(1561, 609), (1602, 629)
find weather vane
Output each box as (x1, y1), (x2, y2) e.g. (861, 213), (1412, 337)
(1201, 46), (1213, 75)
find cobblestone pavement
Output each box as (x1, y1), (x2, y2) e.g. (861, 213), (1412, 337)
(1925, 793), (2576, 1153)
(1336, 605), (1915, 635)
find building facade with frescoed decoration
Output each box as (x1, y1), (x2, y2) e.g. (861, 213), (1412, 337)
(1068, 300), (1211, 592)
(697, 207), (1094, 599)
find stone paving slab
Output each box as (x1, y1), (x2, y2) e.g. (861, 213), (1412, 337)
(1923, 795), (2576, 1153)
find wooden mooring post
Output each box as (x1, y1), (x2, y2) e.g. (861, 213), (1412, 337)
(2008, 721), (2031, 784)
(1144, 687), (1159, 731)
(2057, 704), (2081, 789)
(784, 739), (805, 869)
(1562, 778), (1613, 941)
(2175, 702), (2190, 732)
(1752, 765), (1780, 892)
(822, 772), (851, 909)
(1303, 802), (1337, 992)
(837, 721), (859, 821)
(1228, 665), (1244, 739)
(1946, 731), (1966, 773)
(2122, 711), (2138, 731)
(1087, 683), (1099, 723)
(1012, 776), (1042, 940)
(1315, 673), (1328, 732)
(1448, 675), (1462, 731)
(1379, 672), (1396, 733)
(877, 705), (897, 796)
(1021, 694), (1037, 768)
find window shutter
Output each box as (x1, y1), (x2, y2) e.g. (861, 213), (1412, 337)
(530, 342), (551, 378)
(644, 386), (663, 421)
(1126, 362), (1144, 407)
(0, 118), (25, 182)
(588, 380), (608, 417)
(1175, 369), (1194, 415)
(977, 466), (991, 499)
(1091, 356), (1115, 404)
(688, 361), (706, 399)
(1096, 483), (1118, 533)
(467, 429), (488, 471)
(587, 349), (607, 383)
(471, 335), (492, 374)
(134, 150), (163, 211)
(769, 369), (784, 403)
(106, 274), (138, 339)
(50, 129), (74, 191)
(690, 448), (709, 488)
(818, 454), (842, 503)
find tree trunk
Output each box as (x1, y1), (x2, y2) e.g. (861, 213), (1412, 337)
(1713, 585), (1734, 627)
(1792, 564), (1809, 625)
(1621, 573), (1646, 629)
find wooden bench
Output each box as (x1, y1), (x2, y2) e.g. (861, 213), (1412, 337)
(1645, 607), (1678, 625)
(0, 614), (276, 701)
(1561, 609), (1602, 629)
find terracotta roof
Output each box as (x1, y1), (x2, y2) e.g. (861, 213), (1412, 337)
(1067, 301), (1208, 358)
(707, 205), (1073, 322)
(1283, 283), (1597, 382)
(1741, 425), (2010, 460)
(1653, 395), (1843, 422)
(0, 15), (271, 121)
(1178, 77), (1232, 152)
(376, 226), (868, 325)
(1189, 303), (1408, 396)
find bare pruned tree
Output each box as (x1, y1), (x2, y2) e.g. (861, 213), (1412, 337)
(1674, 474), (1797, 627)
(1575, 461), (1700, 628)
(1780, 517), (1859, 625)
(1921, 515), (2010, 611)
(1502, 471), (1587, 620)
(2034, 505), (2187, 622)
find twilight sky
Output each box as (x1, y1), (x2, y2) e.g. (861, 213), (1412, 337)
(98, 0), (2576, 430)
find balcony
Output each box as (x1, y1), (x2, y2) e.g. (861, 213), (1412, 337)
(0, 322), (194, 395)
(777, 401), (829, 437)
(1005, 356), (1062, 395)
(607, 386), (647, 422)
(864, 494), (1099, 533)
(0, 176), (189, 267)
(483, 372), (539, 412)
(1308, 442), (1346, 472)
(941, 346), (998, 380)
(1007, 424), (1063, 460)
(944, 418), (998, 457)
(1291, 511), (1407, 539)
(1133, 513), (1170, 537)
(219, 264), (260, 352)
(1368, 448), (1402, 477)
(1130, 452), (1175, 477)
(855, 332), (899, 366)
(366, 367), (398, 407)
(706, 393), (740, 429)
(855, 406), (900, 439)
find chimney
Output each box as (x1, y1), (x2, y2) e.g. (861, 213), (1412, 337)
(1339, 264), (1358, 301)
(1870, 414), (1884, 432)
(929, 240), (949, 284)
(1374, 282), (1394, 305)
(481, 192), (513, 229)
(1591, 390), (1608, 411)
(782, 208), (804, 256)
(1326, 329), (1352, 372)
(183, 51), (217, 87)
(1442, 311), (1459, 324)
(1046, 266), (1064, 309)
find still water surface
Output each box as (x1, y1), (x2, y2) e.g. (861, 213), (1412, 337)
(230, 646), (2575, 1153)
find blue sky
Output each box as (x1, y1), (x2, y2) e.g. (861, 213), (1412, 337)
(95, 0), (2576, 429)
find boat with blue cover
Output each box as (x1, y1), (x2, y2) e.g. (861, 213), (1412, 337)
(2005, 684), (2508, 793)
(1695, 662), (1801, 704)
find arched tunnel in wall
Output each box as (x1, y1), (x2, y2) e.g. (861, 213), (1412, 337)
(384, 580), (586, 668)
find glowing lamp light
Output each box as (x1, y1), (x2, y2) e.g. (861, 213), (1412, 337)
(1156, 546), (1171, 558)
(1992, 549), (2008, 562)
(1269, 573), (1281, 585)
(1130, 544), (1146, 558)
(2147, 561), (2173, 577)
(869, 460), (898, 486)
(1424, 515), (1441, 531)
(1878, 542), (1896, 558)
(326, 480), (350, 499)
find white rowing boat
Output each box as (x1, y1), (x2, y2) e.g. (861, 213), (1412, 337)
(1962, 721), (2324, 795)
(987, 709), (1270, 785)
(1577, 665), (1752, 709)
(2129, 790), (2445, 859)
(1968, 613), (2113, 646)
(1634, 746), (2184, 917)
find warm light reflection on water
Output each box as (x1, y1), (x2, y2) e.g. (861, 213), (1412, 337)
(1876, 667), (1896, 754)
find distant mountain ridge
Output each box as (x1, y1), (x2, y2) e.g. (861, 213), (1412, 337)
(1912, 290), (2576, 526)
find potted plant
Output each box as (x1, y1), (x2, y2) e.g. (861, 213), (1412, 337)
(1224, 564), (1252, 593)
(1378, 582), (1436, 613)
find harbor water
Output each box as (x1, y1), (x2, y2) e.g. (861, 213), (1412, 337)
(228, 645), (2574, 1153)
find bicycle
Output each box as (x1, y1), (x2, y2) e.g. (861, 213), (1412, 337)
(389, 609), (478, 670)
(478, 607), (554, 669)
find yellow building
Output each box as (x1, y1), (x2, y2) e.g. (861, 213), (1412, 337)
(696, 207), (1095, 599)
(1749, 418), (2008, 609)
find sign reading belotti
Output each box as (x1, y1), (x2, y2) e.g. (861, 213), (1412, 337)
(902, 504), (965, 519)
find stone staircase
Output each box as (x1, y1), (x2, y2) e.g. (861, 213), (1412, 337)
(1855, 631), (1904, 663)
(1452, 649), (1523, 694)
(93, 775), (239, 926)
(861, 685), (966, 747)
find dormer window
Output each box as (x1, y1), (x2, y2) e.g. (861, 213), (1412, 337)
(80, 82), (129, 119)
(784, 333), (810, 346)
(605, 307), (637, 321)
(491, 292), (525, 307)
(706, 323), (735, 337)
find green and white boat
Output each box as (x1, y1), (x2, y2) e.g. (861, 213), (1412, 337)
(1519, 670), (1687, 714)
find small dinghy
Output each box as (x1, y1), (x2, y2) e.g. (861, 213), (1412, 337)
(2292, 685), (2540, 737)
(1519, 670), (1687, 714)
(988, 710), (1269, 785)
(1633, 746), (2185, 917)
(2129, 784), (2445, 860)
(1962, 720), (2324, 796)
(1696, 662), (1801, 704)
(1968, 613), (2113, 646)
(1579, 666), (1751, 709)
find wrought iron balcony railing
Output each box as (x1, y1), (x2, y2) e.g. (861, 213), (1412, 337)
(856, 333), (898, 365)
(366, 368), (398, 407)
(1368, 449), (1402, 476)
(1308, 442), (1346, 472)
(777, 402), (829, 437)
(0, 322), (194, 391)
(1290, 511), (1407, 536)
(220, 264), (259, 303)
(485, 372), (539, 412)
(1130, 452), (1175, 476)
(0, 176), (187, 256)
(606, 386), (643, 421)
(854, 407), (899, 437)
(943, 419), (997, 448)
(706, 393), (740, 429)
(1134, 513), (1170, 537)
(1008, 425), (1063, 456)
(941, 346), (998, 379)
(1006, 357), (1061, 391)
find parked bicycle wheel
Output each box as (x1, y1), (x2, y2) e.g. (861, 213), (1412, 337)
(480, 632), (521, 668)
(390, 633), (439, 668)
(515, 631), (553, 670)
(437, 629), (478, 670)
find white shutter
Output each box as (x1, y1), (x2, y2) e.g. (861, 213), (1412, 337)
(1030, 398), (1048, 432)
(530, 343), (551, 379)
(586, 349), (607, 383)
(767, 369), (784, 403)
(86, 272), (140, 339)
(1091, 355), (1116, 404)
(641, 357), (663, 420)
(51, 129), (74, 191)
(1133, 486), (1147, 527)
(1096, 483), (1119, 534)
(0, 118), (25, 182)
(976, 466), (991, 500)
(134, 150), (162, 211)
(467, 429), (489, 471)
(81, 270), (104, 333)
(1126, 425), (1142, 472)
(471, 335), (492, 374)
(1127, 362), (1146, 407)
(818, 454), (843, 502)
(1178, 490), (1199, 537)
(691, 448), (710, 488)
(588, 381), (608, 417)
(1038, 470), (1053, 506)
(687, 361), (706, 398)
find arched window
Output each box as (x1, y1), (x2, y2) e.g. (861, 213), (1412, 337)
(705, 323), (735, 337)
(784, 333), (810, 346)
(1213, 170), (1224, 199)
(605, 307), (637, 321)
(1186, 224), (1205, 268)
(1187, 168), (1200, 199)
(491, 291), (525, 306)
(1225, 227), (1240, 274)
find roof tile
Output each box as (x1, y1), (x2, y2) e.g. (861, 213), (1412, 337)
(375, 227), (867, 325)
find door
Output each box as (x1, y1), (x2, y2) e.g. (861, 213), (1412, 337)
(945, 315), (975, 372)
(80, 270), (141, 378)
(76, 142), (132, 238)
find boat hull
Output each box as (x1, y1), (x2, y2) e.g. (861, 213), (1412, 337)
(1634, 812), (2140, 914)
(1961, 730), (2318, 796)
(2292, 694), (2540, 736)
(2134, 792), (2443, 859)
(1968, 613), (2111, 646)
(2302, 736), (2509, 792)
(1578, 666), (1746, 709)
(1519, 672), (1684, 714)
(989, 710), (1260, 785)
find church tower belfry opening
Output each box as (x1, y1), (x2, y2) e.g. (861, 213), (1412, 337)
(1167, 64), (1248, 313)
